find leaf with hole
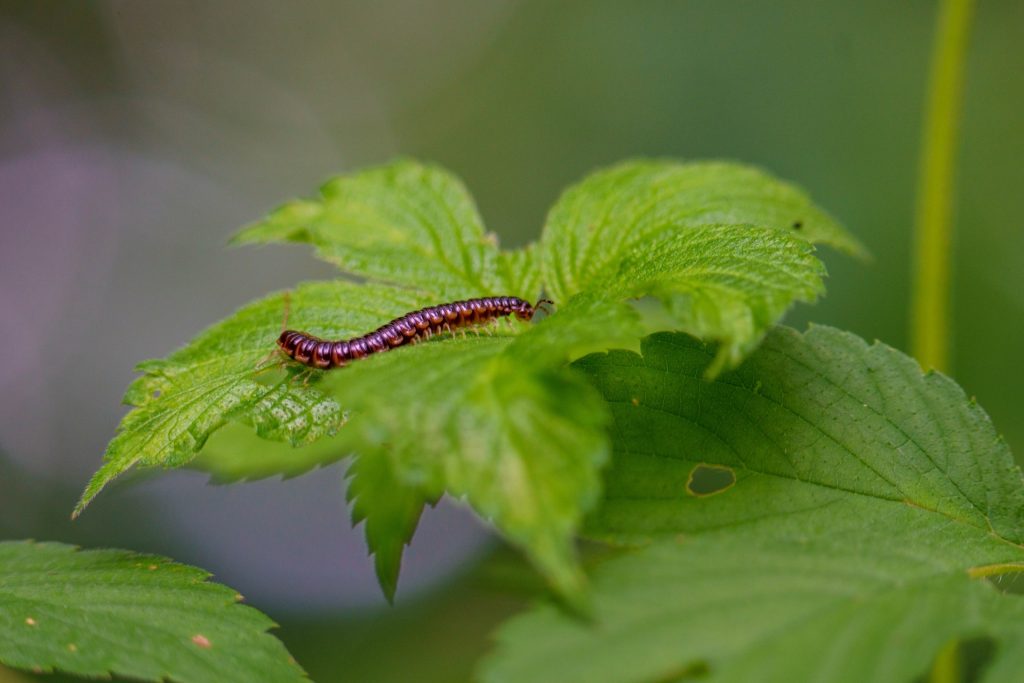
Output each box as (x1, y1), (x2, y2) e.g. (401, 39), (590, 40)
(480, 327), (1024, 683)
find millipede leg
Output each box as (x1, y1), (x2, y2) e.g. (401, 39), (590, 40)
(286, 367), (316, 386)
(254, 348), (285, 373)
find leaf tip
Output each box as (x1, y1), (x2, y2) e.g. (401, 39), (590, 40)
(71, 482), (102, 520)
(374, 552), (401, 605)
(73, 456), (139, 519)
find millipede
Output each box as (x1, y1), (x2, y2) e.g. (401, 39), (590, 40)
(276, 296), (553, 370)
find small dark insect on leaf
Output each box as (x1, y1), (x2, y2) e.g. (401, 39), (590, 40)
(792, 220), (803, 229)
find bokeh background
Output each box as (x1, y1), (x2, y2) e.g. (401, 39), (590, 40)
(1, 1), (1022, 681)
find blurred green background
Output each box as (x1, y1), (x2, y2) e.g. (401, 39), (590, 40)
(1, 1), (1022, 681)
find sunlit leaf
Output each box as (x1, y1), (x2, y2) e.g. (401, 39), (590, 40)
(540, 159), (864, 304)
(233, 159), (536, 299)
(74, 281), (428, 516)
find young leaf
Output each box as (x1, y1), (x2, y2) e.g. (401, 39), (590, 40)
(480, 327), (1024, 683)
(603, 224), (825, 373)
(539, 159), (865, 304)
(320, 332), (612, 601)
(232, 159), (534, 299)
(74, 281), (427, 516)
(0, 541), (304, 683)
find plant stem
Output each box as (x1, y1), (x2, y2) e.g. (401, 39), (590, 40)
(910, 0), (975, 372)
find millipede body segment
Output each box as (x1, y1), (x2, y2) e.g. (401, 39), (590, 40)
(277, 296), (549, 369)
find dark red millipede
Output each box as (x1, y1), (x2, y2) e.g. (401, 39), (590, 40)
(276, 296), (554, 369)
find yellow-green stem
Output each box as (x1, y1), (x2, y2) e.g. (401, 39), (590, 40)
(910, 0), (975, 372)
(928, 640), (960, 683)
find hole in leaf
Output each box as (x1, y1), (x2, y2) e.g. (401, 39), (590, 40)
(686, 464), (735, 497)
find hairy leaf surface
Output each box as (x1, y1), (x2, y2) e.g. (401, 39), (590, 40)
(606, 224), (825, 372)
(0, 541), (304, 683)
(481, 327), (1024, 683)
(74, 280), (426, 515)
(540, 159), (864, 304)
(233, 159), (533, 299)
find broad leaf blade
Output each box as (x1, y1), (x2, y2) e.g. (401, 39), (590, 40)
(540, 159), (864, 304)
(584, 328), (1024, 541)
(480, 327), (1024, 683)
(0, 541), (304, 683)
(233, 159), (536, 299)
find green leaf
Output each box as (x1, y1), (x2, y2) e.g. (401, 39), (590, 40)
(480, 327), (1024, 683)
(540, 159), (865, 305)
(321, 329), (612, 601)
(74, 280), (427, 516)
(583, 327), (1024, 542)
(606, 224), (826, 373)
(0, 541), (304, 683)
(232, 159), (536, 299)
